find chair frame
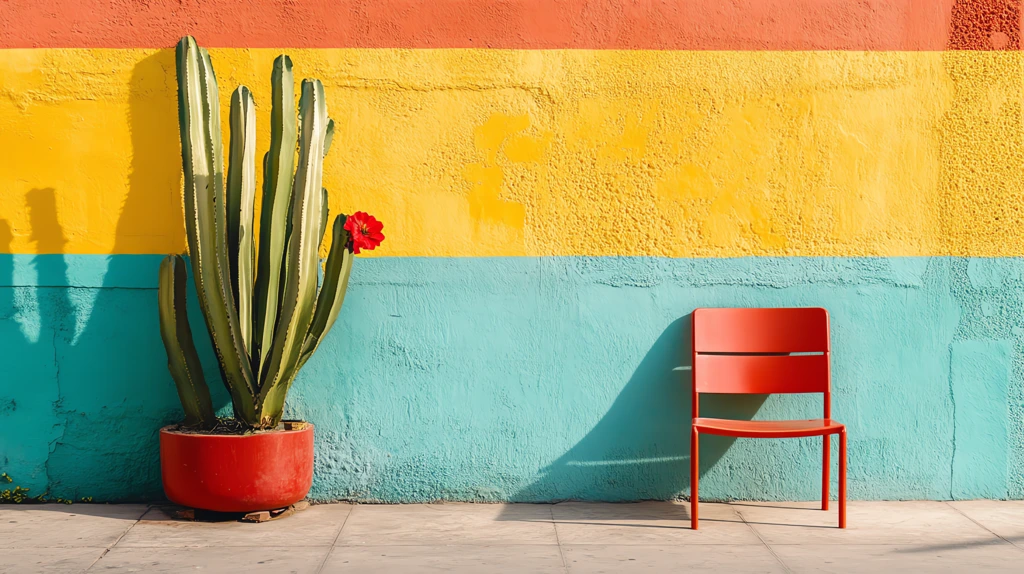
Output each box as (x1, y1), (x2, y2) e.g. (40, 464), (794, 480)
(689, 307), (846, 530)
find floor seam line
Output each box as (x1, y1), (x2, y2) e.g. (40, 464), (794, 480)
(551, 505), (570, 574)
(315, 504), (355, 574)
(83, 503), (150, 572)
(944, 501), (1021, 551)
(111, 544), (337, 549)
(734, 506), (794, 574)
(333, 542), (757, 545)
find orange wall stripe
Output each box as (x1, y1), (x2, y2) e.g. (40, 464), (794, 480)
(4, 0), (1018, 51)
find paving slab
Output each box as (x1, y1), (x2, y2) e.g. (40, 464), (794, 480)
(948, 500), (1024, 545)
(0, 547), (106, 574)
(732, 501), (999, 546)
(0, 504), (146, 549)
(323, 544), (566, 573)
(116, 504), (350, 548)
(561, 544), (786, 573)
(337, 503), (558, 546)
(552, 501), (761, 545)
(87, 546), (327, 573)
(772, 542), (1024, 573)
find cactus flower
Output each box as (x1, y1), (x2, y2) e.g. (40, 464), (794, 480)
(344, 211), (385, 254)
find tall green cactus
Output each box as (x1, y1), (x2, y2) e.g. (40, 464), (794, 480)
(158, 36), (368, 430)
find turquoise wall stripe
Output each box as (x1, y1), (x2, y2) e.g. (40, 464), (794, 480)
(1, 255), (1022, 503)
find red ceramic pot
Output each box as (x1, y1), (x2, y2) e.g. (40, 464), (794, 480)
(160, 423), (314, 512)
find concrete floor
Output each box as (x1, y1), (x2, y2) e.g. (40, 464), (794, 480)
(2, 500), (1023, 573)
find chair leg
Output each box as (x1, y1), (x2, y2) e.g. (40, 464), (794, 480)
(839, 429), (847, 529)
(822, 434), (830, 511)
(691, 428), (699, 530)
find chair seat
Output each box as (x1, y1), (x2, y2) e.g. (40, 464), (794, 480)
(693, 417), (844, 438)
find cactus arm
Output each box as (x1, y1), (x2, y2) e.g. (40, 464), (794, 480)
(158, 255), (216, 429)
(226, 86), (257, 353)
(299, 215), (354, 369)
(253, 55), (297, 380)
(264, 219), (352, 425)
(176, 36), (259, 424)
(323, 118), (335, 157)
(259, 79), (329, 424)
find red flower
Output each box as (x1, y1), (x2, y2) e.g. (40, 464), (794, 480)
(344, 211), (385, 254)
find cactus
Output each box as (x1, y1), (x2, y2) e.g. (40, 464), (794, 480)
(158, 36), (379, 430)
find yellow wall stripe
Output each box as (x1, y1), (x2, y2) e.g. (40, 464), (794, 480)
(1, 48), (1022, 257)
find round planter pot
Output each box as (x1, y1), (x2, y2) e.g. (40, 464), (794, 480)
(160, 422), (313, 512)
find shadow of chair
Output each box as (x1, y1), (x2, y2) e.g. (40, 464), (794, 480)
(499, 314), (767, 513)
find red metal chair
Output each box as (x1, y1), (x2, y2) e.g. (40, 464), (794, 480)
(690, 307), (846, 530)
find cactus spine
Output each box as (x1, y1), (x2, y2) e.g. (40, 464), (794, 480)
(159, 36), (355, 429)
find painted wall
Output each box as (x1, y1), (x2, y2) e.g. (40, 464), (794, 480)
(2, 0), (1024, 503)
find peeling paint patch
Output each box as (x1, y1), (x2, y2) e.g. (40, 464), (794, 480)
(967, 258), (1008, 289)
(951, 340), (1011, 499)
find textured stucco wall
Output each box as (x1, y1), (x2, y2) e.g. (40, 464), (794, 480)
(3, 0), (1024, 503)
(3, 255), (1023, 502)
(0, 0), (966, 50)
(4, 49), (1024, 257)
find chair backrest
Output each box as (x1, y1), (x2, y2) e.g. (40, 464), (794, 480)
(691, 308), (831, 417)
